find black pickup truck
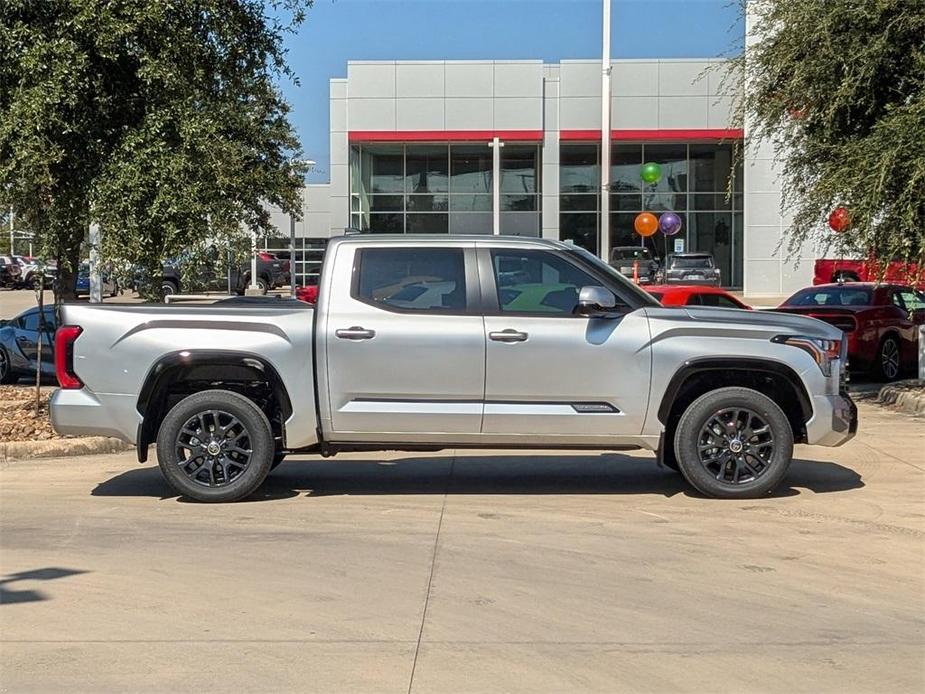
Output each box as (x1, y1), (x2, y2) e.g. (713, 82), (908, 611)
(139, 252), (290, 296)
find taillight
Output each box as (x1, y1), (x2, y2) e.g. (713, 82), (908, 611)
(55, 325), (83, 389)
(282, 260), (291, 272)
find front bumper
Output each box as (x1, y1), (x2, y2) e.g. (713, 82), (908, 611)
(805, 390), (858, 447)
(660, 277), (721, 286)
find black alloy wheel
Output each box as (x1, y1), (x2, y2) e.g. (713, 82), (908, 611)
(174, 409), (254, 488)
(156, 389), (274, 502)
(876, 336), (901, 382)
(696, 408), (774, 485)
(673, 387), (793, 499)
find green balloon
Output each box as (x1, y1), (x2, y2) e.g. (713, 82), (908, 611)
(641, 162), (662, 185)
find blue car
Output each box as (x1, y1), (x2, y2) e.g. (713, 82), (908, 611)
(75, 262), (119, 297)
(0, 306), (57, 384)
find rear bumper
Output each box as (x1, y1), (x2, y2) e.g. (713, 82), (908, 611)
(805, 390), (858, 447)
(50, 388), (141, 444)
(661, 277), (721, 286)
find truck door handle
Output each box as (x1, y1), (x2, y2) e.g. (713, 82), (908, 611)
(335, 326), (376, 340)
(489, 329), (528, 343)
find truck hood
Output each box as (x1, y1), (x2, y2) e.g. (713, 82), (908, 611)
(646, 305), (844, 341)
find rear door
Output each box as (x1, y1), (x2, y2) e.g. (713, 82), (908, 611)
(479, 245), (651, 441)
(322, 242), (485, 439)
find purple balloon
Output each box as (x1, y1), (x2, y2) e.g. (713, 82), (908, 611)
(659, 212), (682, 236)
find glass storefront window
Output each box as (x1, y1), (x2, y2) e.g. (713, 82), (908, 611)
(560, 145), (599, 193)
(611, 144), (642, 192)
(559, 212), (599, 254)
(559, 141), (743, 287)
(406, 213), (449, 234)
(451, 145), (492, 194)
(363, 145), (404, 194)
(405, 145), (448, 194)
(351, 143), (538, 236)
(407, 194), (449, 212)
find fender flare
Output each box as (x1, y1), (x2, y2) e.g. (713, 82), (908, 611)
(135, 350), (293, 461)
(657, 357), (813, 425)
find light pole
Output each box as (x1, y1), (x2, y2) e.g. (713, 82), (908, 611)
(600, 0), (612, 264)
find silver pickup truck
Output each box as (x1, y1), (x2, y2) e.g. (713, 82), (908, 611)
(51, 235), (857, 502)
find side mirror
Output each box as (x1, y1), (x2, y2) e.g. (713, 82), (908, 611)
(576, 285), (617, 316)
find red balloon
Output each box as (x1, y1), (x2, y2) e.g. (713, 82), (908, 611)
(828, 207), (850, 233)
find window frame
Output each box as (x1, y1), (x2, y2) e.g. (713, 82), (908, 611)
(349, 246), (481, 316)
(476, 246), (638, 318)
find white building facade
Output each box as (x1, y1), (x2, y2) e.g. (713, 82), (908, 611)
(269, 58), (812, 297)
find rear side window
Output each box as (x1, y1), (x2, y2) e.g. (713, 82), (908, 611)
(695, 293), (743, 309)
(354, 247), (467, 313)
(789, 288), (872, 306)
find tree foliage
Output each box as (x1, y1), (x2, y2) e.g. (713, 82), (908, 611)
(729, 0), (925, 270)
(0, 1), (311, 297)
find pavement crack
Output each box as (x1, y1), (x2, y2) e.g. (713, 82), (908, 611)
(406, 452), (455, 694)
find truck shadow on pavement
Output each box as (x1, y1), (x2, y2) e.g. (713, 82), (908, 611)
(0, 568), (90, 605)
(91, 454), (864, 502)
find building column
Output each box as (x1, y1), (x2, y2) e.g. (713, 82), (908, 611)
(490, 136), (503, 235)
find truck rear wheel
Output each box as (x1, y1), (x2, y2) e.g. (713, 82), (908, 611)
(156, 389), (274, 502)
(673, 387), (793, 499)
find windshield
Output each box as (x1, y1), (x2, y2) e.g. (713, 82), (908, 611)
(671, 256), (713, 269)
(611, 247), (652, 262)
(566, 245), (660, 307)
(787, 287), (872, 307)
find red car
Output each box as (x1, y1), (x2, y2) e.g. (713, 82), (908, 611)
(776, 283), (925, 381)
(645, 285), (751, 310)
(295, 284), (319, 304)
(814, 257), (924, 289)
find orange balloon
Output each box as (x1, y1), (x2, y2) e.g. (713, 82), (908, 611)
(634, 212), (658, 237)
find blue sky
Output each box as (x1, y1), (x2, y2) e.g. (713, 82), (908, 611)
(280, 0), (744, 182)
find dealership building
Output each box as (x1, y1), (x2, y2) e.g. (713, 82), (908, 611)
(269, 58), (813, 297)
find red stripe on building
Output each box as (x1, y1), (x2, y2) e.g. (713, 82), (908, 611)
(348, 130), (544, 143)
(560, 128), (744, 141)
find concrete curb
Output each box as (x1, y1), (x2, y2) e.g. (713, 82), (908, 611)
(0, 436), (133, 464)
(877, 380), (925, 417)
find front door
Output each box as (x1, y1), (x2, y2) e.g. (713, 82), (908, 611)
(323, 243), (485, 439)
(480, 246), (651, 442)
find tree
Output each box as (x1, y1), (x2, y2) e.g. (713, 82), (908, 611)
(729, 0), (925, 271)
(0, 1), (311, 299)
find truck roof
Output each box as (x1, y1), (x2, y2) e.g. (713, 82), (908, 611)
(328, 234), (573, 251)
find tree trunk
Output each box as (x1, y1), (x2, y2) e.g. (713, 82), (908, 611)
(55, 245), (81, 302)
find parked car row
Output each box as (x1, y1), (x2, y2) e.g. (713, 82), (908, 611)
(609, 247), (724, 287)
(0, 255), (58, 289)
(136, 251), (291, 297)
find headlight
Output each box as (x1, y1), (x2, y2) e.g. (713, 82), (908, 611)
(772, 335), (842, 377)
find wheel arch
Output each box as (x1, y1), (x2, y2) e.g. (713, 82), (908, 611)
(657, 358), (813, 443)
(135, 350), (292, 462)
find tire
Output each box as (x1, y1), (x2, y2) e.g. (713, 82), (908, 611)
(673, 387), (794, 499)
(874, 334), (901, 382)
(161, 280), (178, 297)
(256, 277), (269, 295)
(0, 348), (16, 384)
(155, 389), (274, 502)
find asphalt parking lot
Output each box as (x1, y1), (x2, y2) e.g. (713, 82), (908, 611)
(1, 402), (923, 693)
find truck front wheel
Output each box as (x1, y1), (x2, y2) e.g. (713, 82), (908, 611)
(156, 389), (274, 502)
(673, 387), (793, 499)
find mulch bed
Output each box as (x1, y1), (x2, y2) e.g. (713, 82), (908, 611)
(0, 385), (61, 443)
